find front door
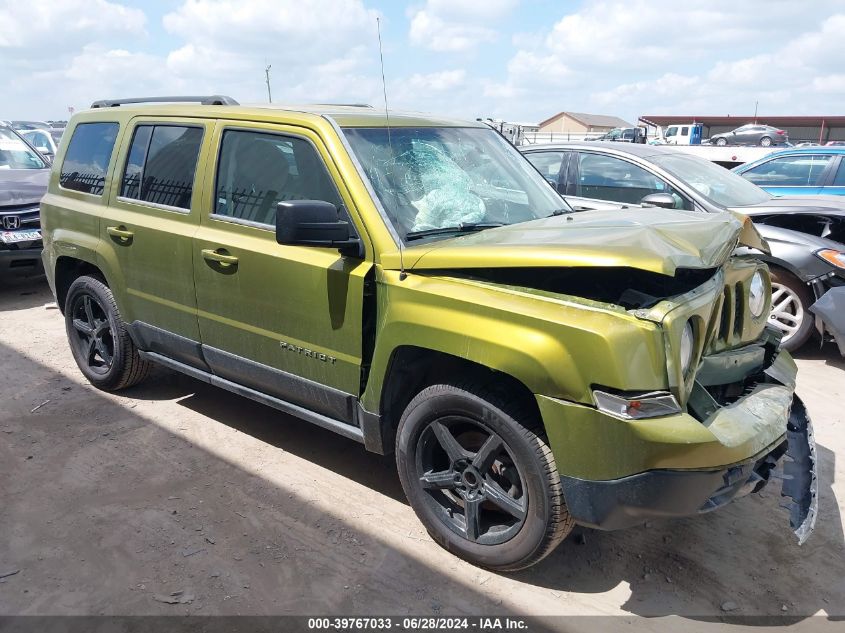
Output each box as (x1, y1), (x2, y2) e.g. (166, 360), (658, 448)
(192, 122), (371, 422)
(101, 118), (211, 365)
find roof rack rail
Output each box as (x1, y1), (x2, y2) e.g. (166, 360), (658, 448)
(90, 95), (239, 108)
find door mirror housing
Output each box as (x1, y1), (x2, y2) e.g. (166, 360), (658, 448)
(640, 192), (677, 209)
(275, 200), (363, 257)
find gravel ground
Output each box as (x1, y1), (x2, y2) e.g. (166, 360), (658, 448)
(1, 277), (843, 629)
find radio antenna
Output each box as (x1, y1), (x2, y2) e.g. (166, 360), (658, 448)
(376, 16), (406, 281)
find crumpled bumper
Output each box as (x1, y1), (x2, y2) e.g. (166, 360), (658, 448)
(556, 353), (818, 543)
(782, 397), (818, 544)
(809, 285), (845, 356)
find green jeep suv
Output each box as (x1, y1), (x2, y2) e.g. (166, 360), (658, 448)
(40, 96), (816, 570)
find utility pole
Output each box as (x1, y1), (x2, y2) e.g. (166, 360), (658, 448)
(265, 65), (272, 103)
(754, 100), (758, 121)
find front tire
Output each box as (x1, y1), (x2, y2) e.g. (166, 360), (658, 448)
(396, 383), (573, 571)
(768, 267), (814, 352)
(64, 275), (151, 391)
(715, 137), (728, 146)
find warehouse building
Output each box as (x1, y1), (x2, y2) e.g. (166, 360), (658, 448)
(538, 111), (632, 135)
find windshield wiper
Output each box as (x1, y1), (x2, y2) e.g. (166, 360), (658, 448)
(405, 222), (504, 241)
(547, 207), (581, 217)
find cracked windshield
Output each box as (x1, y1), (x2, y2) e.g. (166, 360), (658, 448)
(342, 126), (568, 242)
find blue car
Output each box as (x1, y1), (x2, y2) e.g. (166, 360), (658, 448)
(734, 147), (845, 196)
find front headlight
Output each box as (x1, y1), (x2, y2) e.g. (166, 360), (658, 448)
(593, 390), (681, 420)
(749, 270), (766, 317)
(680, 321), (694, 376)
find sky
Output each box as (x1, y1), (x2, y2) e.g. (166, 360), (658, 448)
(3, 0), (845, 125)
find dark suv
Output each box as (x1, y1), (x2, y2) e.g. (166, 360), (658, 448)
(0, 125), (49, 277)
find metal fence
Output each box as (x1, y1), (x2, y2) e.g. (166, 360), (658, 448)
(59, 172), (106, 196)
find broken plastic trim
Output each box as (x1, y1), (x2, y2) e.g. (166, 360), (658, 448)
(592, 390), (681, 420)
(780, 396), (818, 545)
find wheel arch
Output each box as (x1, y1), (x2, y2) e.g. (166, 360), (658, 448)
(371, 345), (543, 455)
(54, 256), (109, 314)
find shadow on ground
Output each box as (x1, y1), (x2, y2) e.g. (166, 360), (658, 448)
(119, 359), (845, 620)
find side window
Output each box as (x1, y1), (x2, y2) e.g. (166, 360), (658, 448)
(576, 152), (688, 208)
(119, 125), (203, 210)
(60, 122), (119, 195)
(680, 126), (689, 136)
(524, 152), (565, 187)
(743, 155), (833, 187)
(834, 159), (845, 186)
(665, 127), (677, 138)
(214, 129), (342, 226)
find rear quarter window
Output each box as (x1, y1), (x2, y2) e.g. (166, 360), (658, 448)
(60, 122), (119, 195)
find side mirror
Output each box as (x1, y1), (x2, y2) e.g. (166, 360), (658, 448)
(275, 200), (363, 257)
(640, 192), (677, 209)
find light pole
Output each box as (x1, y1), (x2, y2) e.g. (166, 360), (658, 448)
(265, 65), (272, 103)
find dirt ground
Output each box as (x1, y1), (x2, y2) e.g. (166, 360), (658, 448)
(1, 276), (843, 628)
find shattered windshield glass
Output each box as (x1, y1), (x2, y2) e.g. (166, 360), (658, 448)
(342, 126), (569, 242)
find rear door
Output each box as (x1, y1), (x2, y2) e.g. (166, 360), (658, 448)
(192, 121), (371, 422)
(99, 118), (212, 365)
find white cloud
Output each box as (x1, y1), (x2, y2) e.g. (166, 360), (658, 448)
(408, 0), (517, 52)
(482, 2), (845, 123)
(405, 69), (467, 91)
(0, 0), (145, 49)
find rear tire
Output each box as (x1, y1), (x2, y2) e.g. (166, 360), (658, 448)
(64, 275), (151, 391)
(396, 382), (573, 571)
(760, 136), (773, 147)
(768, 267), (814, 352)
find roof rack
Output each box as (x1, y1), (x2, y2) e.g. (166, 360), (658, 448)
(90, 95), (239, 108)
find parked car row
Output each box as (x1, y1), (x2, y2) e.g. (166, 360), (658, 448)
(522, 142), (845, 354)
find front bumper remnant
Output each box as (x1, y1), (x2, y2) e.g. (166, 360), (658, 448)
(781, 396), (818, 545)
(559, 393), (818, 544)
(809, 286), (845, 357)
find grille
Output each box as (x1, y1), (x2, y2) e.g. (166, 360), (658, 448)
(714, 283), (745, 348)
(0, 205), (41, 228)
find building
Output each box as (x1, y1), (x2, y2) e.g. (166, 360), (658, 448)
(639, 115), (845, 144)
(538, 111), (633, 135)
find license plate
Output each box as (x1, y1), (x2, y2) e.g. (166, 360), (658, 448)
(0, 229), (41, 244)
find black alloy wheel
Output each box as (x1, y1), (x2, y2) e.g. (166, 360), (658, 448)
(415, 417), (527, 545)
(64, 275), (151, 390)
(68, 292), (116, 375)
(396, 383), (573, 570)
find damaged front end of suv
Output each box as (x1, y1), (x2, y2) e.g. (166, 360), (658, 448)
(377, 208), (817, 543)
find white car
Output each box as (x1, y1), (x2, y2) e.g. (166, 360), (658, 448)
(20, 128), (58, 161)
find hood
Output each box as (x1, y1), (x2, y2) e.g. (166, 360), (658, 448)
(737, 195), (845, 218)
(0, 169), (50, 208)
(389, 208), (748, 276)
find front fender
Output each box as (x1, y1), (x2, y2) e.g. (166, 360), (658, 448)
(362, 269), (668, 412)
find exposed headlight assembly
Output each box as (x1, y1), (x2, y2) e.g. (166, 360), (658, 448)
(748, 270), (766, 318)
(593, 390), (681, 420)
